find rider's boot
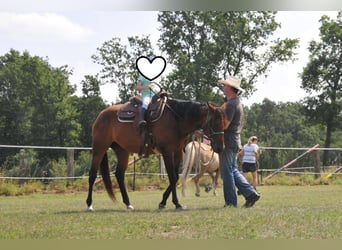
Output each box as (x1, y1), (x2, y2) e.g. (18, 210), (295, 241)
(138, 107), (147, 132)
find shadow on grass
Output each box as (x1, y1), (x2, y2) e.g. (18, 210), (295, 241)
(55, 205), (225, 215)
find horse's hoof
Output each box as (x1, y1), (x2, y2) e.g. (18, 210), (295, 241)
(195, 193), (200, 197)
(159, 203), (165, 209)
(127, 205), (134, 210)
(87, 205), (94, 212)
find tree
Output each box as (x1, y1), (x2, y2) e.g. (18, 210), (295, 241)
(243, 99), (324, 170)
(72, 75), (107, 147)
(158, 11), (299, 101)
(0, 49), (81, 164)
(92, 36), (155, 102)
(28, 65), (81, 148)
(300, 12), (342, 166)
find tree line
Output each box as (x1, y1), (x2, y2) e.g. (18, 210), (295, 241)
(0, 11), (341, 177)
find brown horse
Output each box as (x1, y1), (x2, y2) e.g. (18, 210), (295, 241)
(181, 141), (220, 197)
(86, 95), (225, 211)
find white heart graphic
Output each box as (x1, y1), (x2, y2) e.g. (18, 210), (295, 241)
(136, 56), (166, 81)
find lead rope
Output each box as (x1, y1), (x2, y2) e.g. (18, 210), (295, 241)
(192, 131), (215, 169)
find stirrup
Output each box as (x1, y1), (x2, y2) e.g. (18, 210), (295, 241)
(139, 120), (147, 127)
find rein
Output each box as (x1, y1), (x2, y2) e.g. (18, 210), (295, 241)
(164, 100), (182, 119)
(164, 101), (224, 140)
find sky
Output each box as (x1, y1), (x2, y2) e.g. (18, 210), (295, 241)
(0, 3), (339, 106)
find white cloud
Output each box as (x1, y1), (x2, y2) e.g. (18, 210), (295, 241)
(0, 12), (94, 44)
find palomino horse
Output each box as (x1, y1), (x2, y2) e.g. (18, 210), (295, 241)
(86, 93), (225, 211)
(181, 140), (220, 197)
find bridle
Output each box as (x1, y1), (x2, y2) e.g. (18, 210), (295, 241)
(201, 103), (224, 140)
(163, 101), (224, 140)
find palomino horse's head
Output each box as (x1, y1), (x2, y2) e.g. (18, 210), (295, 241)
(201, 103), (225, 153)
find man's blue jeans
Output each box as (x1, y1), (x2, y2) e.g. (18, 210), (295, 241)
(219, 147), (256, 207)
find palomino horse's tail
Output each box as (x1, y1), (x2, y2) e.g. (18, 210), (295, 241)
(181, 142), (197, 197)
(100, 153), (116, 202)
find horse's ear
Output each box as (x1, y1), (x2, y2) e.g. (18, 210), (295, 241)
(206, 102), (212, 112)
(207, 101), (220, 108)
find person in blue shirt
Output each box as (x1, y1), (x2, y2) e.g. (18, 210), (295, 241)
(135, 74), (154, 130)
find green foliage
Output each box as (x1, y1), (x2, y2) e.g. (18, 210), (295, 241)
(0, 182), (20, 196)
(0, 50), (81, 164)
(263, 173), (318, 186)
(49, 158), (68, 177)
(90, 12), (299, 104)
(300, 12), (342, 165)
(21, 181), (44, 195)
(133, 154), (160, 174)
(242, 99), (327, 169)
(0, 50), (107, 177)
(158, 11), (299, 100)
(0, 180), (43, 196)
(72, 75), (107, 147)
(74, 151), (92, 177)
(92, 36), (155, 102)
(48, 180), (68, 193)
(0, 149), (44, 178)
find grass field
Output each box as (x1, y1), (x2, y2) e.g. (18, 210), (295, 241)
(1, 185), (342, 239)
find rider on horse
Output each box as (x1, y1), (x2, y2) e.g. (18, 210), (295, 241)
(135, 56), (155, 132)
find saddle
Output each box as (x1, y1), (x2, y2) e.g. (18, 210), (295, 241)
(117, 90), (168, 123)
(117, 96), (141, 122)
(117, 90), (168, 157)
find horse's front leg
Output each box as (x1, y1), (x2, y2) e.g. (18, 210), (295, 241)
(193, 174), (201, 197)
(159, 185), (172, 209)
(172, 149), (183, 209)
(159, 151), (183, 210)
(212, 171), (219, 196)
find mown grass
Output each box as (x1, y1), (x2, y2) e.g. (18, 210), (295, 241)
(1, 185), (342, 239)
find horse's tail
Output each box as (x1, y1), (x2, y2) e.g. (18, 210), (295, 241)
(181, 142), (196, 197)
(100, 152), (116, 202)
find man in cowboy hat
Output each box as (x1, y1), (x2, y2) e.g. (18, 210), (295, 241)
(218, 76), (260, 208)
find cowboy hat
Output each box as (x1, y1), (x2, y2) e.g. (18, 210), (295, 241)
(218, 76), (245, 93)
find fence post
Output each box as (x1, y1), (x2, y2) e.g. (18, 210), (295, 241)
(159, 154), (166, 179)
(313, 149), (321, 179)
(67, 149), (74, 179)
(19, 149), (26, 185)
(132, 156), (136, 191)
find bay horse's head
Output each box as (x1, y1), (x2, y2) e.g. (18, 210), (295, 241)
(201, 103), (225, 153)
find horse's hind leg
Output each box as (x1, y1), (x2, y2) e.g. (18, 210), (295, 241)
(212, 170), (219, 196)
(86, 166), (97, 211)
(112, 145), (133, 209)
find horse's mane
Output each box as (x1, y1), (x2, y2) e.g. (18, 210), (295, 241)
(167, 98), (204, 120)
